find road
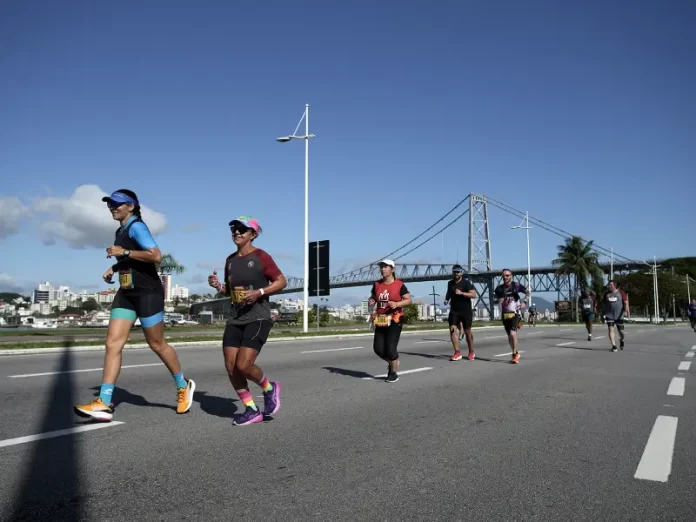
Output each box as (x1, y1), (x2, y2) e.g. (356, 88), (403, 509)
(1, 324), (694, 521)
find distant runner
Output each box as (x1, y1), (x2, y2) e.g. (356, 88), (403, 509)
(527, 303), (538, 327)
(369, 259), (412, 382)
(494, 269), (530, 364)
(602, 280), (629, 352)
(444, 264), (476, 361)
(688, 298), (696, 332)
(580, 291), (597, 341)
(208, 216), (286, 426)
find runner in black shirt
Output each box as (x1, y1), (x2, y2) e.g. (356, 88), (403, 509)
(444, 264), (477, 361)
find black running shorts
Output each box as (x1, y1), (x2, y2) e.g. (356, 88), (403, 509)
(223, 320), (273, 351)
(448, 310), (473, 330)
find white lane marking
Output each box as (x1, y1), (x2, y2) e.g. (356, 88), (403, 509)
(662, 404), (675, 408)
(525, 331), (543, 335)
(300, 346), (363, 354)
(685, 352), (695, 359)
(0, 421), (125, 449)
(559, 329), (574, 332)
(634, 415), (678, 482)
(361, 367), (433, 380)
(493, 350), (526, 357)
(8, 363), (162, 379)
(678, 361), (691, 371)
(594, 336), (606, 340)
(667, 377), (685, 396)
(556, 341), (577, 346)
(414, 340), (441, 344)
(483, 335), (508, 340)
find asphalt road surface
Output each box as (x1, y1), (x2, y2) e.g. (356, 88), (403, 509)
(1, 324), (695, 521)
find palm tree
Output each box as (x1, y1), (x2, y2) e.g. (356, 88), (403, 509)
(157, 253), (186, 275)
(552, 236), (603, 321)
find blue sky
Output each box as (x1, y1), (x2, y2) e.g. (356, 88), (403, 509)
(1, 0), (694, 306)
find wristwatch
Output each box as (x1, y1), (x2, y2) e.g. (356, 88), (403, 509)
(124, 250), (131, 257)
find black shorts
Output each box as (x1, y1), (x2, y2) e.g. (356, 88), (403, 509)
(448, 310), (473, 330)
(605, 316), (625, 329)
(502, 312), (520, 333)
(111, 290), (165, 328)
(223, 320), (273, 351)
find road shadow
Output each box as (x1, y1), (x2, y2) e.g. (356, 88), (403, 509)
(400, 351), (451, 360)
(89, 386), (175, 412)
(323, 366), (374, 379)
(193, 390), (238, 419)
(9, 337), (84, 521)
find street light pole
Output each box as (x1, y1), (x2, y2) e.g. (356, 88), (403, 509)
(277, 104), (316, 333)
(511, 212), (532, 306)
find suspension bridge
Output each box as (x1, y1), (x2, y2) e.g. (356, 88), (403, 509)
(194, 193), (656, 319)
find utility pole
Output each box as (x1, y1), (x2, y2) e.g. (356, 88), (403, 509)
(672, 294), (676, 324)
(429, 286), (440, 322)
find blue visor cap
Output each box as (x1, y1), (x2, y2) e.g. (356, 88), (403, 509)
(102, 192), (138, 206)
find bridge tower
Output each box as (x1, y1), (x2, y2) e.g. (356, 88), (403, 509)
(467, 194), (495, 319)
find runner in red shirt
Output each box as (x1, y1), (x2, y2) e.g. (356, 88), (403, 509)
(369, 259), (412, 382)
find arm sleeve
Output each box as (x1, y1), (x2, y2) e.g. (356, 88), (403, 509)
(464, 279), (474, 291)
(494, 286), (503, 298)
(257, 250), (283, 281)
(620, 289), (628, 303)
(400, 283), (410, 297)
(129, 222), (158, 250)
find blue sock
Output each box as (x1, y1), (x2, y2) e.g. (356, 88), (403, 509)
(99, 383), (115, 404)
(173, 371), (187, 389)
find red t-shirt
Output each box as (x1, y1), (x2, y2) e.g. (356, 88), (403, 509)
(370, 279), (409, 315)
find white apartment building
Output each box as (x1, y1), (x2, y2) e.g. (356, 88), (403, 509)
(170, 284), (189, 300)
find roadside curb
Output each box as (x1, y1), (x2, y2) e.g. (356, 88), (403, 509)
(0, 324), (581, 356)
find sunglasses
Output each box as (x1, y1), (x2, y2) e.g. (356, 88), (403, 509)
(230, 225), (251, 235)
(107, 202), (127, 209)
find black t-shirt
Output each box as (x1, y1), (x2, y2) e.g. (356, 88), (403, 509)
(446, 278), (474, 314)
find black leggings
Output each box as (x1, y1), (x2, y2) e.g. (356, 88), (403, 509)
(373, 322), (402, 362)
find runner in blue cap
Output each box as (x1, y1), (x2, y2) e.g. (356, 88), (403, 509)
(74, 189), (195, 421)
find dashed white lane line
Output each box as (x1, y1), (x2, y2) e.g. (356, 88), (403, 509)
(414, 340), (441, 344)
(493, 350), (526, 357)
(678, 361), (691, 372)
(8, 363), (162, 379)
(483, 335), (508, 340)
(667, 377), (685, 396)
(0, 422), (125, 449)
(685, 352), (695, 359)
(556, 341), (577, 346)
(559, 329), (574, 332)
(634, 415), (678, 482)
(361, 367), (433, 380)
(300, 346), (363, 354)
(594, 336), (606, 340)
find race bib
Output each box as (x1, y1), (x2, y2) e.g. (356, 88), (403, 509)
(231, 286), (247, 304)
(373, 314), (391, 327)
(118, 270), (134, 289)
(583, 303), (591, 309)
(503, 312), (516, 320)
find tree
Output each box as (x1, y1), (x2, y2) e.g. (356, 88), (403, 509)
(81, 298), (100, 312)
(616, 271), (690, 319)
(402, 303), (419, 324)
(552, 236), (603, 322)
(157, 253), (186, 275)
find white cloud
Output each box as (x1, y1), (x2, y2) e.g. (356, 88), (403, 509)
(0, 196), (30, 239)
(0, 273), (28, 294)
(31, 185), (168, 249)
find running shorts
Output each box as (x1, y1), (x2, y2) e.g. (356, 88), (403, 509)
(604, 315), (625, 329)
(502, 312), (520, 332)
(223, 320), (273, 351)
(582, 311), (595, 322)
(110, 290), (165, 328)
(448, 310), (473, 330)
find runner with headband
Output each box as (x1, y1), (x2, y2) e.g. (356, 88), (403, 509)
(208, 216), (286, 426)
(74, 189), (195, 421)
(444, 264), (476, 361)
(369, 259), (412, 382)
